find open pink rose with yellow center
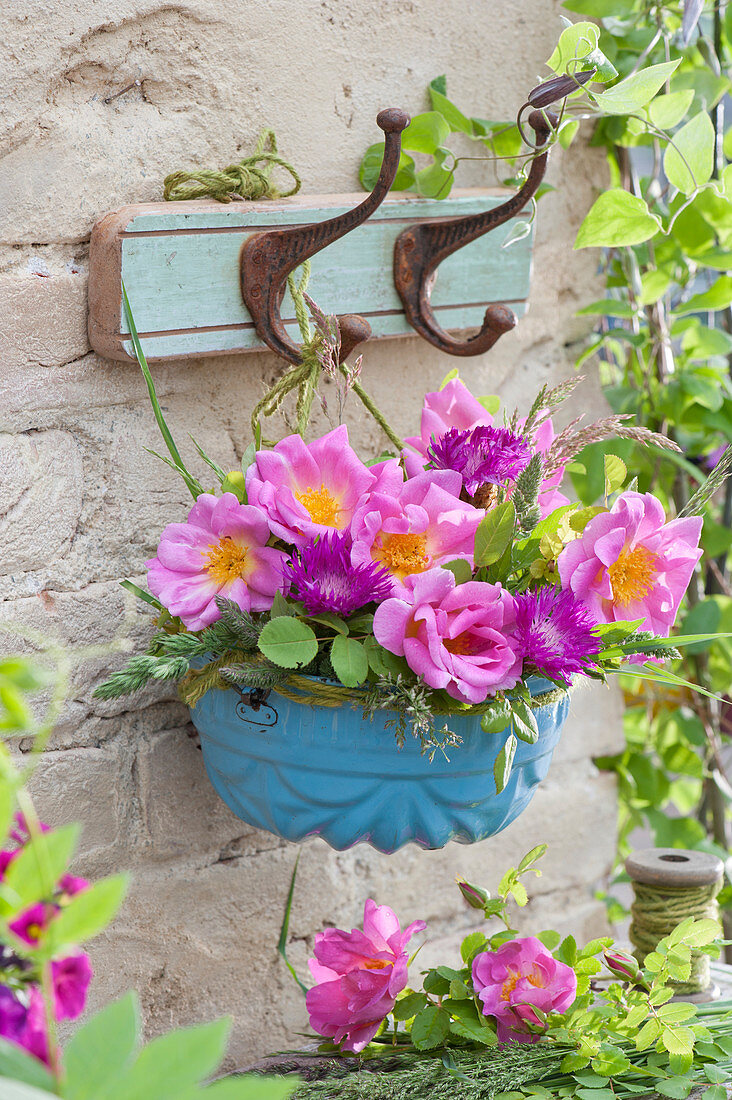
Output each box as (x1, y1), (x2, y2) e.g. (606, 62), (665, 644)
(558, 491), (702, 635)
(245, 425), (376, 547)
(373, 568), (522, 704)
(472, 936), (577, 1044)
(306, 900), (425, 1053)
(146, 493), (286, 630)
(350, 470), (483, 586)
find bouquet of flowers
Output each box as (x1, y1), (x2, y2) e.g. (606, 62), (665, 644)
(269, 848), (730, 1100)
(96, 304), (731, 785)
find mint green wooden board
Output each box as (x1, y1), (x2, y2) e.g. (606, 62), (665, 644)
(88, 190), (534, 362)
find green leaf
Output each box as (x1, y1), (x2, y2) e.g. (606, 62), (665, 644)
(329, 636), (369, 688)
(474, 501), (515, 567)
(494, 733), (517, 794)
(655, 1075), (694, 1098)
(392, 991), (428, 1021)
(664, 111), (715, 195)
(480, 698), (512, 735)
(576, 298), (635, 318)
(702, 1087), (728, 1100)
(2, 824), (80, 917)
(428, 77), (473, 135)
(402, 112), (451, 155)
(359, 143), (416, 192)
(410, 1005), (451, 1050)
(511, 698), (539, 744)
(460, 930), (486, 963)
(657, 1003), (696, 1023)
(441, 559), (472, 584)
(307, 612), (349, 636)
(636, 1017), (661, 1050)
(414, 147), (454, 199)
(604, 454), (627, 495)
(257, 618), (318, 669)
(103, 1018), (230, 1100)
(547, 21), (617, 81)
(48, 873), (129, 951)
(0, 1040), (54, 1093)
(675, 275), (732, 315)
(276, 854), (308, 996)
(63, 993), (141, 1100)
(575, 190), (660, 248)
(119, 579), (163, 611)
(593, 60), (680, 115)
(648, 90), (695, 129)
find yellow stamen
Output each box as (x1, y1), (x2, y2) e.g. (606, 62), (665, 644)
(608, 544), (657, 606)
(204, 537), (249, 586)
(376, 533), (430, 579)
(444, 633), (475, 656)
(501, 967), (545, 1001)
(362, 959), (390, 970)
(296, 484), (341, 527)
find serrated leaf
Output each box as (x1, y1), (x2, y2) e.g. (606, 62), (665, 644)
(604, 454), (627, 495)
(329, 636), (368, 687)
(392, 991), (428, 1021)
(257, 618), (318, 669)
(654, 1075), (694, 1099)
(511, 698), (539, 744)
(410, 1005), (451, 1050)
(460, 931), (487, 963)
(442, 559), (472, 584)
(518, 844), (547, 872)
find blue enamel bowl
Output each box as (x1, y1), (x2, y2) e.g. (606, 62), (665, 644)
(189, 678), (569, 854)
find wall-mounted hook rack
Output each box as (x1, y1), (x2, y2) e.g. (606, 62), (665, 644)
(240, 108), (409, 365)
(392, 109), (557, 357)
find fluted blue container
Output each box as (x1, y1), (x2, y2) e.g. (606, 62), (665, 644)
(189, 677), (569, 854)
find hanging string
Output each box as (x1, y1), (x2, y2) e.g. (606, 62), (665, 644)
(163, 130), (301, 203)
(629, 876), (722, 996)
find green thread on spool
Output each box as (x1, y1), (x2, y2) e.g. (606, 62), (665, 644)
(626, 848), (724, 998)
(163, 129), (301, 203)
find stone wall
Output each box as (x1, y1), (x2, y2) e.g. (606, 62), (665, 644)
(1, 0), (622, 1066)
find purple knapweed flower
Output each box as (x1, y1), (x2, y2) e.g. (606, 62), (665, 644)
(472, 936), (577, 1045)
(285, 532), (394, 617)
(427, 425), (532, 497)
(512, 586), (602, 687)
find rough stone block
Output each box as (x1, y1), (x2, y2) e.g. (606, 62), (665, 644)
(0, 430), (83, 575)
(0, 274), (89, 369)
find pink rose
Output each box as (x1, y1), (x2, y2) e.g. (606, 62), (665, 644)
(146, 492), (287, 630)
(306, 900), (425, 1052)
(558, 491), (702, 635)
(373, 568), (522, 704)
(245, 425), (376, 547)
(350, 470), (483, 586)
(472, 936), (577, 1044)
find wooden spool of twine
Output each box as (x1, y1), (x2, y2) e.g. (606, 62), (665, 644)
(625, 848), (724, 1001)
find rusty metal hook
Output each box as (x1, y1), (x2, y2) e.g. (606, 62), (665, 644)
(241, 107), (410, 365)
(393, 109), (558, 358)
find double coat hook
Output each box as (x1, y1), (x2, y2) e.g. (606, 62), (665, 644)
(241, 107), (410, 366)
(393, 109), (558, 357)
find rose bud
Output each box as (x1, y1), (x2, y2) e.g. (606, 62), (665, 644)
(604, 949), (641, 983)
(457, 878), (490, 910)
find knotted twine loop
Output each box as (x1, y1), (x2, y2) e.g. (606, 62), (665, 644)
(163, 129), (301, 203)
(629, 878), (722, 996)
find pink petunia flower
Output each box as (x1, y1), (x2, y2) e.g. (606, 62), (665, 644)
(9, 903), (53, 946)
(245, 425), (376, 548)
(472, 936), (577, 1044)
(306, 899), (425, 1053)
(350, 470), (483, 586)
(146, 492), (287, 631)
(557, 491), (703, 636)
(404, 379), (569, 517)
(372, 569), (522, 704)
(52, 954), (93, 1021)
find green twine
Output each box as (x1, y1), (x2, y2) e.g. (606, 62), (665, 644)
(629, 878), (722, 995)
(163, 129), (301, 203)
